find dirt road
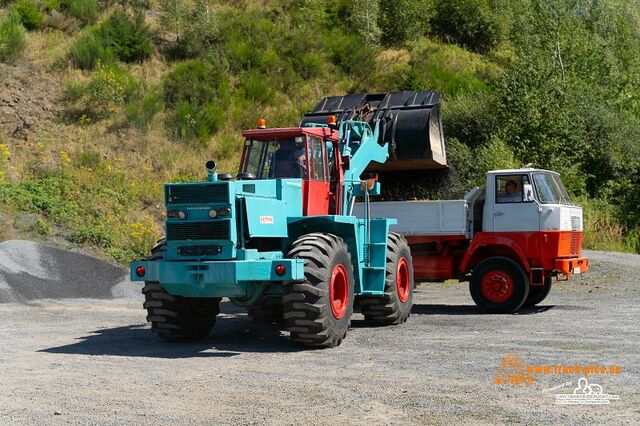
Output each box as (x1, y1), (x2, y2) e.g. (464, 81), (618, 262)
(1, 246), (638, 425)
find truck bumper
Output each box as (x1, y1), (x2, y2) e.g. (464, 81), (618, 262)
(555, 257), (589, 276)
(130, 258), (304, 298)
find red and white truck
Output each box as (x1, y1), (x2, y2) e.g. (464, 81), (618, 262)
(358, 167), (589, 313)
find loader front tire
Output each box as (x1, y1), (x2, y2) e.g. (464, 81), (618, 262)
(284, 233), (354, 348)
(247, 297), (283, 323)
(142, 282), (220, 341)
(358, 232), (414, 325)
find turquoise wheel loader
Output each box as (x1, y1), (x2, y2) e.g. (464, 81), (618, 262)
(130, 91), (447, 348)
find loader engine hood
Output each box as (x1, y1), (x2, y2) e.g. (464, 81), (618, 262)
(163, 179), (303, 261)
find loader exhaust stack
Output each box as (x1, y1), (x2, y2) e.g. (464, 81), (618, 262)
(300, 90), (447, 172)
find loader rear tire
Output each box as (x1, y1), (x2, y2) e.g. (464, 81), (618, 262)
(358, 232), (414, 325)
(469, 256), (529, 314)
(284, 233), (354, 348)
(247, 297), (283, 323)
(524, 277), (552, 307)
(142, 282), (220, 341)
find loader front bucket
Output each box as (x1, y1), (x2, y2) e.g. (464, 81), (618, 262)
(300, 91), (447, 171)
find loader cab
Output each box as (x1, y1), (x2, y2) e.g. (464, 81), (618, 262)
(240, 127), (340, 216)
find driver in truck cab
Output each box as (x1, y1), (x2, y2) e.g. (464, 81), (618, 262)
(498, 179), (522, 203)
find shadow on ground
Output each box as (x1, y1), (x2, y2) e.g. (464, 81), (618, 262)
(410, 304), (557, 315)
(40, 308), (306, 358)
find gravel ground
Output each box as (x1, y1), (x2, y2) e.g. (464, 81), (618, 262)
(0, 244), (638, 425)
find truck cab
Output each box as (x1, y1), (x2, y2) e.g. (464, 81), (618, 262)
(357, 167), (589, 313)
(474, 168), (587, 277)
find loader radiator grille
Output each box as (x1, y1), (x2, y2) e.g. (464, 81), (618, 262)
(166, 184), (228, 205)
(167, 221), (230, 241)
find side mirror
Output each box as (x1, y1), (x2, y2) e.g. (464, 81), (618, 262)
(523, 183), (535, 202)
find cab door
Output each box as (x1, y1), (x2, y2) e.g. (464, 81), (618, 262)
(493, 174), (540, 233)
(303, 136), (330, 215)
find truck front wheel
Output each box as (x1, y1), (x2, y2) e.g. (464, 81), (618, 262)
(524, 277), (552, 307)
(469, 257), (529, 313)
(284, 233), (354, 348)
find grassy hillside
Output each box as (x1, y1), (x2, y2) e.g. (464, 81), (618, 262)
(0, 0), (639, 263)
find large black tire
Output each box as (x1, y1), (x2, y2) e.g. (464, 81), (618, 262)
(247, 297), (283, 323)
(141, 239), (220, 341)
(524, 277), (552, 307)
(143, 282), (221, 341)
(358, 232), (414, 325)
(469, 256), (529, 314)
(283, 233), (355, 348)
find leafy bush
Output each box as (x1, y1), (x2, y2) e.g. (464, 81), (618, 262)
(69, 28), (116, 69)
(161, 0), (220, 60)
(431, 0), (501, 53)
(66, 0), (99, 26)
(379, 0), (430, 45)
(126, 90), (162, 132)
(85, 61), (135, 113)
(13, 0), (42, 31)
(163, 59), (229, 144)
(0, 12), (27, 63)
(99, 10), (152, 63)
(347, 0), (381, 45)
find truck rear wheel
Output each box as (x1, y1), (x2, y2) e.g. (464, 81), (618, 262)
(284, 233), (354, 348)
(247, 297), (283, 323)
(469, 256), (529, 314)
(524, 277), (552, 307)
(359, 232), (414, 325)
(142, 282), (221, 341)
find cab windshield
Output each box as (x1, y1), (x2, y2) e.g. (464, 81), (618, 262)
(242, 138), (307, 179)
(532, 172), (573, 205)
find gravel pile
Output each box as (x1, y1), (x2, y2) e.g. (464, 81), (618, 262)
(0, 240), (137, 303)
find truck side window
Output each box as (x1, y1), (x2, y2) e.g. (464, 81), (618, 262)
(496, 175), (529, 203)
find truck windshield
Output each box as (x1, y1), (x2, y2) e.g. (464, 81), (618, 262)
(532, 172), (573, 205)
(242, 138), (307, 179)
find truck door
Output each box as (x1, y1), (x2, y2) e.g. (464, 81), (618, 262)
(492, 174), (539, 233)
(303, 136), (330, 215)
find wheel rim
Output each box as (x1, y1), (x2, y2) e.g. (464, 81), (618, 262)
(396, 257), (410, 303)
(480, 269), (514, 303)
(329, 264), (349, 319)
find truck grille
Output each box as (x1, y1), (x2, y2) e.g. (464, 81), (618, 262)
(166, 184), (228, 205)
(167, 221), (230, 241)
(570, 233), (580, 255)
(571, 216), (580, 232)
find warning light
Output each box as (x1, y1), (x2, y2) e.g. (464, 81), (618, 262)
(327, 115), (337, 126)
(135, 266), (146, 277)
(257, 118), (267, 129)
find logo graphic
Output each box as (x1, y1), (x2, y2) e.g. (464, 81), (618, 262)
(494, 354), (535, 385)
(555, 377), (620, 405)
(259, 216), (274, 224)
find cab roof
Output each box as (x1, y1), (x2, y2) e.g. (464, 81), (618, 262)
(487, 168), (558, 175)
(241, 126), (339, 141)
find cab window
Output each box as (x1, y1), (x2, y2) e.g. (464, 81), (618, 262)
(308, 136), (327, 181)
(496, 175), (530, 203)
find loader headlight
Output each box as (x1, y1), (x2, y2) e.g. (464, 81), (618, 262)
(217, 207), (231, 216)
(208, 209), (218, 218)
(167, 210), (187, 219)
